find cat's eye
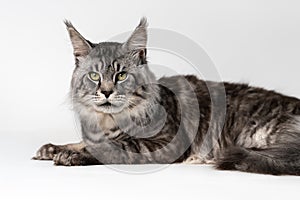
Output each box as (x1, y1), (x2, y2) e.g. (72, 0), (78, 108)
(117, 72), (127, 82)
(89, 72), (100, 81)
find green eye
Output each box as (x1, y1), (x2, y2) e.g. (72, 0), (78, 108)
(89, 72), (100, 81)
(117, 72), (127, 81)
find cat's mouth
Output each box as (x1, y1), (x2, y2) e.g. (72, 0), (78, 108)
(100, 102), (112, 107)
(93, 101), (125, 114)
(94, 100), (114, 107)
(92, 98), (127, 114)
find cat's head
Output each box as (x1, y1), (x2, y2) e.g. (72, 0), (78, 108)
(66, 18), (158, 114)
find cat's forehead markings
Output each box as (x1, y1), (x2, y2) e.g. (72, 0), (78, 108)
(106, 64), (114, 72)
(94, 63), (99, 71)
(112, 59), (128, 73)
(112, 60), (121, 72)
(101, 56), (106, 69)
(97, 60), (104, 71)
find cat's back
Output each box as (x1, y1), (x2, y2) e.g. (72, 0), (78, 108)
(158, 74), (300, 115)
(222, 81), (300, 116)
(158, 75), (211, 101)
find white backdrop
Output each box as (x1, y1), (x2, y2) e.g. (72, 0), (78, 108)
(0, 0), (299, 199)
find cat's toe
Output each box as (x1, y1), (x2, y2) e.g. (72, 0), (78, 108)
(33, 143), (61, 160)
(53, 150), (82, 166)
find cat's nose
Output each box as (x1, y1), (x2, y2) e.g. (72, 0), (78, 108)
(101, 90), (113, 98)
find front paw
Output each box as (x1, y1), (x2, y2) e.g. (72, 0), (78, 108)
(33, 143), (62, 160)
(53, 150), (100, 166)
(53, 150), (84, 166)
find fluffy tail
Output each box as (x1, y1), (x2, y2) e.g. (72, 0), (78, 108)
(215, 143), (300, 175)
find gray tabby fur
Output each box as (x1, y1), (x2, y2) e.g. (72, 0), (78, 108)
(34, 18), (300, 176)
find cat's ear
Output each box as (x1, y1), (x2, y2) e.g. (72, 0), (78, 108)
(124, 17), (148, 53)
(64, 20), (93, 62)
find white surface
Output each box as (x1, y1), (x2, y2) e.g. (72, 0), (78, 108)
(1, 133), (300, 200)
(0, 0), (300, 199)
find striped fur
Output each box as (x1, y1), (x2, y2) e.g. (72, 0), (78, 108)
(34, 18), (300, 175)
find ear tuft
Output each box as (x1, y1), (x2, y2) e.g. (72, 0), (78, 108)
(64, 20), (74, 29)
(124, 17), (148, 51)
(64, 20), (92, 61)
(138, 17), (148, 28)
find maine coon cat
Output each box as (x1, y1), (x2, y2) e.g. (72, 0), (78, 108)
(34, 18), (300, 175)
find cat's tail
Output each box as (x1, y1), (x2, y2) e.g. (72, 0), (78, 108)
(215, 142), (300, 175)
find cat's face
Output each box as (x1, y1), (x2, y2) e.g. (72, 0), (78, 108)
(67, 18), (157, 114)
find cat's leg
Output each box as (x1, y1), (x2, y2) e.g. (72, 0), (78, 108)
(37, 138), (185, 166)
(78, 134), (188, 165)
(33, 129), (188, 165)
(33, 142), (85, 161)
(44, 139), (174, 166)
(214, 142), (300, 175)
(215, 116), (300, 175)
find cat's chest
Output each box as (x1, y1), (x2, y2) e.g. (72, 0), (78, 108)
(98, 114), (117, 132)
(96, 114), (130, 140)
(82, 113), (122, 143)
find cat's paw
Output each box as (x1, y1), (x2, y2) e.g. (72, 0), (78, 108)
(184, 155), (204, 164)
(33, 143), (62, 160)
(53, 149), (101, 166)
(53, 150), (85, 166)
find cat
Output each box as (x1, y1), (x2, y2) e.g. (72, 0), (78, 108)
(33, 18), (300, 175)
